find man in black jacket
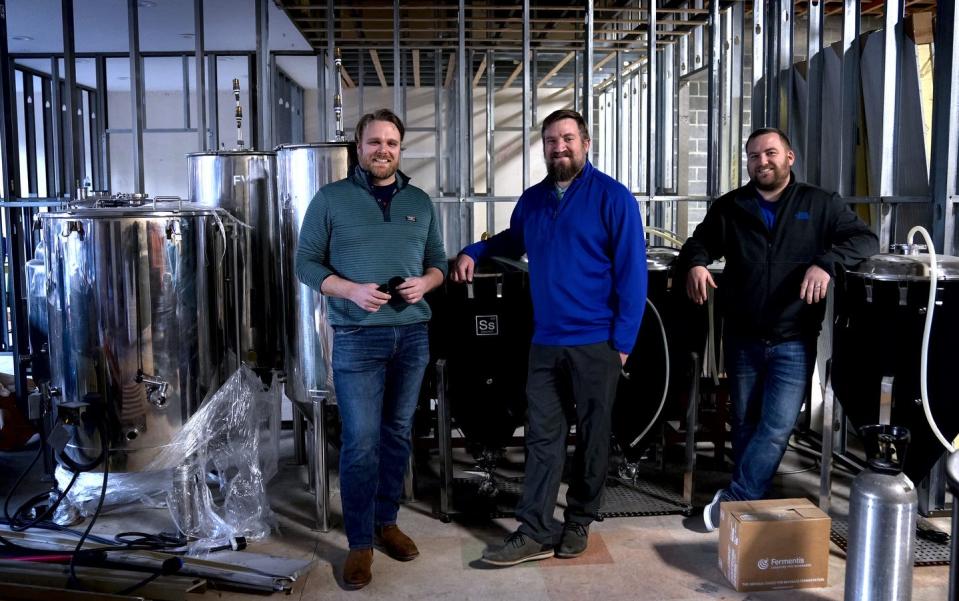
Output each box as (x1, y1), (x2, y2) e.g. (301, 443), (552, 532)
(679, 128), (878, 531)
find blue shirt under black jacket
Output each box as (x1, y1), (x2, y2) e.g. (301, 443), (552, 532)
(461, 161), (647, 354)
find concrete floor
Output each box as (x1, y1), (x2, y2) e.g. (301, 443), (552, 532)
(1, 428), (952, 600)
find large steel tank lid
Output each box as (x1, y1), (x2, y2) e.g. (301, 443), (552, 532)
(186, 150), (276, 157)
(274, 142), (353, 151)
(847, 246), (959, 281)
(646, 247), (679, 271)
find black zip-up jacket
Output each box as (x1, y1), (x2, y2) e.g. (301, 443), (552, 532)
(678, 174), (879, 342)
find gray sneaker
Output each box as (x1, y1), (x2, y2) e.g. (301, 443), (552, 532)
(703, 489), (724, 532)
(555, 522), (589, 558)
(481, 531), (554, 566)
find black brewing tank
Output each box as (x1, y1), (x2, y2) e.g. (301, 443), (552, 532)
(611, 249), (674, 461)
(425, 257), (533, 459)
(832, 246), (959, 482)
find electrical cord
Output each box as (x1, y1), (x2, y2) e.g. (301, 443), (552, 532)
(115, 556), (184, 596)
(67, 421), (110, 591)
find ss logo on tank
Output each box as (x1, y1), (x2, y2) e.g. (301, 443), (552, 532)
(475, 315), (499, 336)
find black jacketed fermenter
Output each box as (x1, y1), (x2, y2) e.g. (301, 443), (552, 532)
(832, 246), (959, 482)
(426, 258), (533, 458)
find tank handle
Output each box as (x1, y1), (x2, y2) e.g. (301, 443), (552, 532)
(61, 220), (85, 240)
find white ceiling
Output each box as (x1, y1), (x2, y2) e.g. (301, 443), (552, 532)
(8, 0), (318, 90)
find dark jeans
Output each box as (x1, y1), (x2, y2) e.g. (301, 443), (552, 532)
(331, 323), (429, 549)
(516, 342), (622, 544)
(724, 334), (816, 501)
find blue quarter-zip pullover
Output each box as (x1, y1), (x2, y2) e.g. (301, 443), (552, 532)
(462, 161), (647, 354)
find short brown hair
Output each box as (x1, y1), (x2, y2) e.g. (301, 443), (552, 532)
(541, 109), (590, 141)
(354, 108), (406, 143)
(746, 127), (792, 152)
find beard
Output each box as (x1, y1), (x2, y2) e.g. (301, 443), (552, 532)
(546, 152), (585, 183)
(750, 163), (790, 191)
(361, 154), (398, 181)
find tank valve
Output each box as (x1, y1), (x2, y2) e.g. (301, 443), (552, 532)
(136, 370), (169, 408)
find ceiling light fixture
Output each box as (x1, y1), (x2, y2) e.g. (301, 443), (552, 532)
(180, 33), (195, 38)
(12, 35), (34, 41)
(138, 1), (157, 7)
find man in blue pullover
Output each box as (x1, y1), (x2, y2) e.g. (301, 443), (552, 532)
(452, 109), (647, 566)
(296, 109), (447, 589)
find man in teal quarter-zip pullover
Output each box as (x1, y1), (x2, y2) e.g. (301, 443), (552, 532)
(452, 109), (648, 566)
(295, 109), (447, 590)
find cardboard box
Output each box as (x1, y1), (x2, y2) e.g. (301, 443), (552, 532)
(717, 498), (831, 592)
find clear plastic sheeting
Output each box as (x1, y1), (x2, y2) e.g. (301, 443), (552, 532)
(55, 366), (281, 548)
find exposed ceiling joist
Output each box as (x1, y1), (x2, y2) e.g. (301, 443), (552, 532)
(472, 54), (487, 87)
(369, 49), (388, 87)
(538, 51), (574, 87)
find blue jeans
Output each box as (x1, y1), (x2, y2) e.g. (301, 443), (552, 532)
(723, 334), (816, 501)
(331, 323), (429, 549)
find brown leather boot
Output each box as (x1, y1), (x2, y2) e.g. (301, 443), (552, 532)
(374, 524), (420, 561)
(343, 549), (373, 590)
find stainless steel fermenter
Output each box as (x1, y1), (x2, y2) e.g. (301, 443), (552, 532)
(42, 201), (231, 471)
(275, 143), (355, 408)
(187, 150), (281, 373)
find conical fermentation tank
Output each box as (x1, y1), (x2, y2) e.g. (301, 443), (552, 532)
(275, 143), (356, 408)
(187, 151), (282, 373)
(833, 246), (959, 482)
(42, 200), (231, 472)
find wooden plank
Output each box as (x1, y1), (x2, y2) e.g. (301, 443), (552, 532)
(369, 49), (388, 88)
(472, 54), (487, 87)
(538, 51), (574, 87)
(443, 53), (456, 89)
(501, 62), (523, 90)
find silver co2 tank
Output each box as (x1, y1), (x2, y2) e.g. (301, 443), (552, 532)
(42, 200), (231, 471)
(275, 143), (355, 407)
(187, 150), (281, 373)
(844, 424), (917, 601)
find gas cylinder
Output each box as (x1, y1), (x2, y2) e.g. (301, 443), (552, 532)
(844, 425), (917, 601)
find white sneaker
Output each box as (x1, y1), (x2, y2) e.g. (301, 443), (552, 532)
(703, 489), (724, 532)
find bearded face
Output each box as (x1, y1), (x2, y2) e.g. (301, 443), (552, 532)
(746, 133), (795, 192)
(357, 120), (402, 184)
(543, 118), (590, 184)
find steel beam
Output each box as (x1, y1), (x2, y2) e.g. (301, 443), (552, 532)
(62, 0), (78, 197)
(805, 0), (824, 185)
(879, 0), (903, 198)
(393, 0), (402, 114)
(127, 0), (144, 193)
(522, 0), (530, 190)
(706, 0), (720, 198)
(194, 0), (207, 151)
(255, 0), (271, 150)
(615, 51), (623, 182)
(458, 0), (468, 196)
(838, 0), (861, 198)
(584, 0), (594, 157)
(930, 0), (959, 255)
(729, 1), (743, 189)
(646, 3), (656, 197)
(751, 0), (765, 128)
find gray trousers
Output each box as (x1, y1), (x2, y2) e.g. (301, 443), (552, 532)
(516, 342), (622, 544)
